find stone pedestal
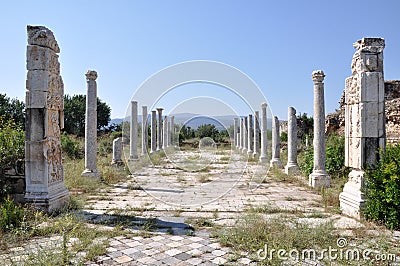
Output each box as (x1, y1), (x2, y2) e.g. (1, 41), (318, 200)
(24, 25), (69, 212)
(270, 116), (283, 168)
(157, 108), (163, 151)
(233, 118), (238, 148)
(151, 110), (157, 153)
(285, 106), (300, 174)
(111, 137), (123, 165)
(129, 101), (138, 160)
(259, 103), (268, 163)
(253, 111), (260, 157)
(141, 106), (148, 155)
(82, 70), (101, 177)
(309, 70), (330, 188)
(339, 38), (386, 218)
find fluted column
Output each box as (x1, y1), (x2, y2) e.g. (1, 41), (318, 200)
(270, 116), (283, 168)
(285, 106), (300, 174)
(259, 103), (268, 163)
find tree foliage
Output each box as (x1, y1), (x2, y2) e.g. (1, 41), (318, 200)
(0, 93), (25, 128)
(63, 95), (111, 136)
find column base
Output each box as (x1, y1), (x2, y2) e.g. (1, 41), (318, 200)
(285, 163), (300, 175)
(309, 170), (331, 188)
(339, 169), (365, 219)
(24, 188), (69, 213)
(247, 150), (253, 156)
(81, 169), (101, 178)
(242, 148), (247, 153)
(128, 156), (139, 161)
(259, 155), (268, 163)
(269, 158), (283, 168)
(252, 151), (259, 158)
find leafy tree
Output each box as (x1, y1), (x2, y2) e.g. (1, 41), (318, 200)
(179, 125), (195, 142)
(0, 93), (25, 128)
(63, 95), (111, 136)
(297, 112), (313, 144)
(196, 124), (219, 140)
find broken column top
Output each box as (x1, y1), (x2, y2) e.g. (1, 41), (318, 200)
(353, 37), (385, 52)
(27, 25), (60, 53)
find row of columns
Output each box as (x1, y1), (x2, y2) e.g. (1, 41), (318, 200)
(129, 103), (175, 160)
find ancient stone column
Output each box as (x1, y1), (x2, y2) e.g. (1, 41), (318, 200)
(309, 70), (331, 188)
(170, 116), (175, 147)
(163, 116), (168, 149)
(259, 103), (268, 163)
(111, 137), (123, 165)
(253, 111), (260, 157)
(157, 108), (163, 151)
(141, 106), (148, 155)
(239, 118), (243, 149)
(25, 25), (69, 212)
(242, 117), (248, 153)
(340, 38), (386, 218)
(151, 110), (157, 153)
(81, 70), (101, 177)
(285, 107), (300, 174)
(247, 114), (253, 155)
(233, 118), (238, 148)
(237, 133), (240, 148)
(129, 101), (138, 160)
(270, 116), (283, 168)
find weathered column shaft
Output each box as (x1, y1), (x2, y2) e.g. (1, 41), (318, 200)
(129, 101), (138, 160)
(233, 118), (238, 148)
(141, 106), (148, 155)
(170, 116), (175, 146)
(157, 108), (163, 151)
(239, 118), (243, 149)
(285, 106), (300, 174)
(242, 117), (248, 152)
(163, 116), (168, 149)
(247, 114), (253, 155)
(253, 111), (260, 156)
(270, 116), (283, 168)
(112, 137), (123, 164)
(309, 70), (330, 188)
(82, 70), (101, 177)
(259, 103), (268, 162)
(151, 110), (157, 153)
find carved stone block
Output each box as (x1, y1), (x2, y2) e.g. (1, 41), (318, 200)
(360, 72), (383, 102)
(26, 90), (46, 108)
(27, 45), (60, 73)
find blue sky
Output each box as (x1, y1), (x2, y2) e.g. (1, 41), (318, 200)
(1, 0), (400, 120)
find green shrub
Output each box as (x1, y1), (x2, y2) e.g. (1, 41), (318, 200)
(61, 132), (83, 159)
(0, 117), (24, 173)
(0, 197), (27, 232)
(299, 134), (349, 178)
(364, 144), (400, 230)
(280, 131), (288, 142)
(98, 134), (113, 157)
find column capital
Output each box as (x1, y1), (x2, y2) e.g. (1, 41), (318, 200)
(86, 70), (98, 81)
(312, 70), (325, 83)
(261, 102), (268, 108)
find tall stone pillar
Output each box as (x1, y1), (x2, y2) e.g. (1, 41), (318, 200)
(339, 38), (386, 218)
(259, 103), (268, 163)
(141, 106), (148, 155)
(309, 70), (331, 188)
(129, 101), (138, 160)
(25, 25), (69, 212)
(111, 137), (123, 165)
(239, 118), (243, 149)
(242, 117), (248, 153)
(247, 114), (253, 155)
(157, 108), (163, 151)
(151, 110), (157, 153)
(253, 111), (260, 157)
(270, 116), (283, 168)
(163, 116), (168, 149)
(233, 118), (238, 148)
(170, 116), (175, 147)
(82, 70), (101, 176)
(285, 107), (300, 174)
